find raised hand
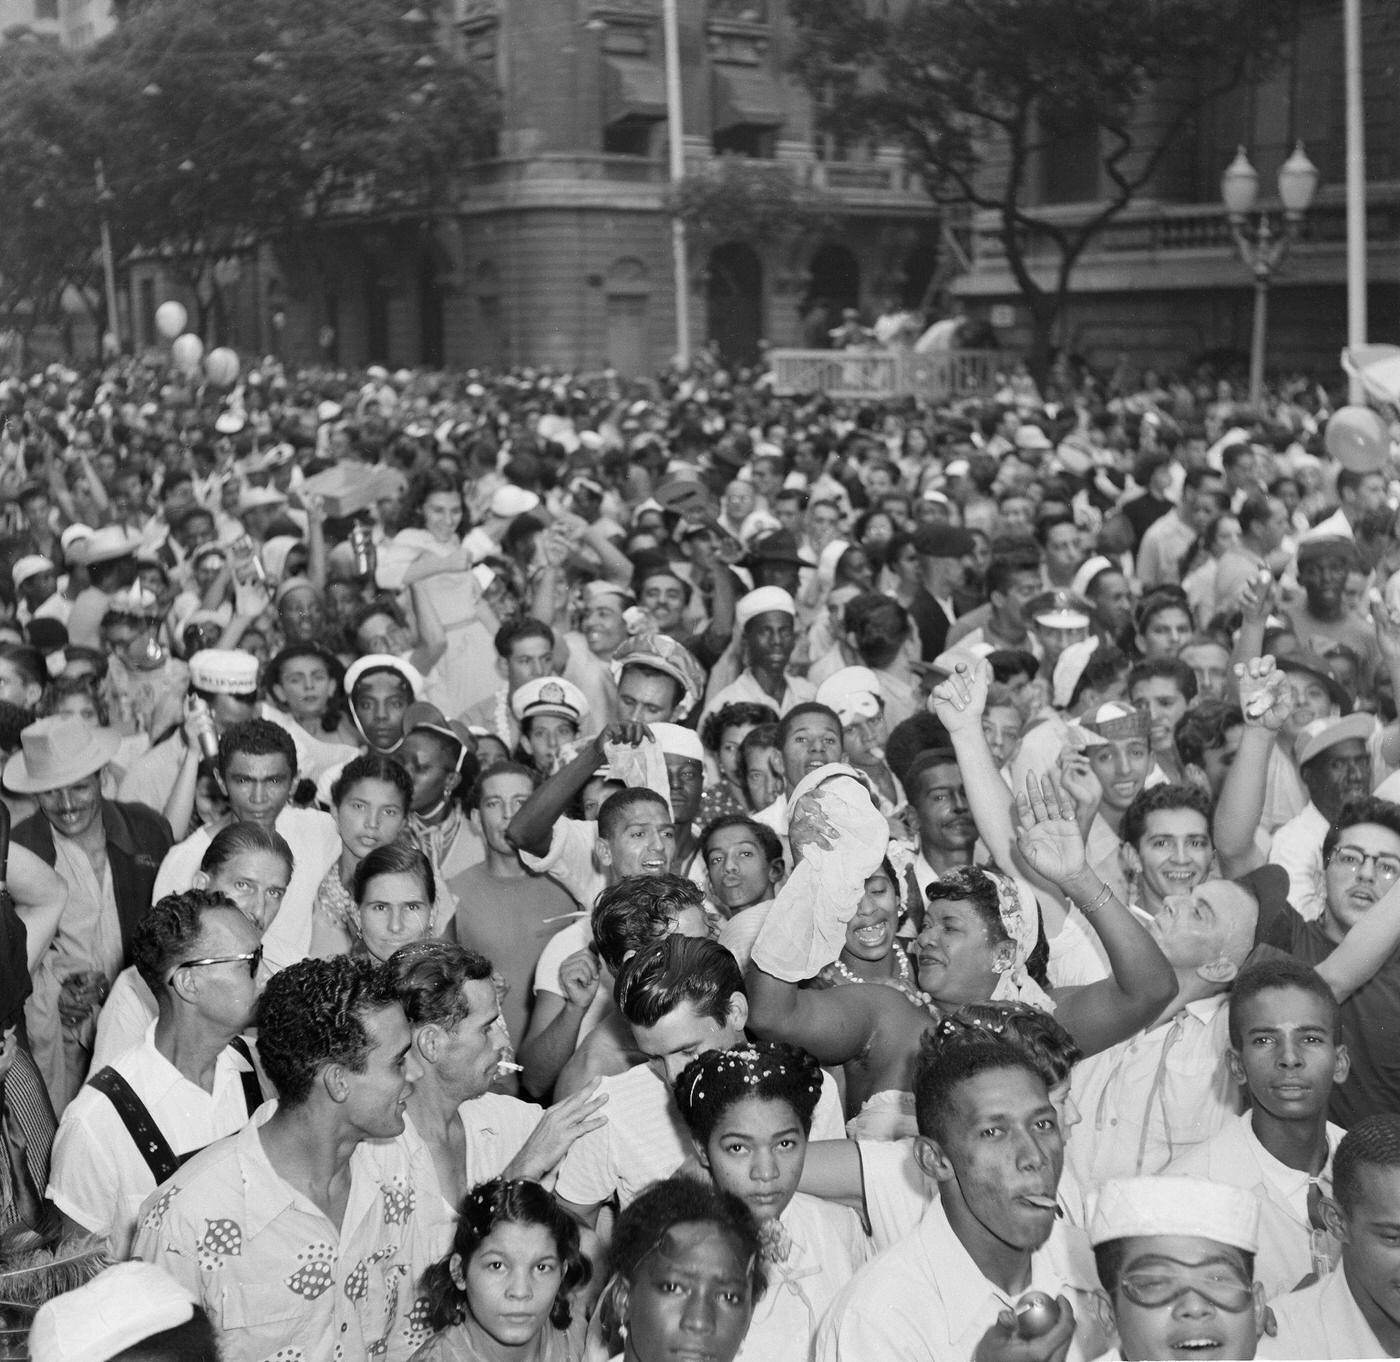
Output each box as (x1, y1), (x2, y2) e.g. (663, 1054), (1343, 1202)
(1014, 773), (1087, 886)
(1055, 747), (1101, 821)
(1235, 655), (1292, 732)
(930, 658), (991, 735)
(594, 721), (653, 755)
(507, 1077), (609, 1179)
(1239, 568), (1274, 624)
(558, 948), (602, 1012)
(788, 791), (838, 860)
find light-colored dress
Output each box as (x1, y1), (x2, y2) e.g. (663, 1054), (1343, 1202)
(383, 529), (499, 718)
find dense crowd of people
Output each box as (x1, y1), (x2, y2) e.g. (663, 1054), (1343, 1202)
(0, 346), (1399, 1361)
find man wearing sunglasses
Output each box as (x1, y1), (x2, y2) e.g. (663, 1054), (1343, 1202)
(47, 888), (263, 1257)
(1089, 1174), (1266, 1361)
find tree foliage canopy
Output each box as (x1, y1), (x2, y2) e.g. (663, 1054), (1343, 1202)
(668, 158), (837, 250)
(0, 0), (496, 331)
(787, 0), (1302, 369)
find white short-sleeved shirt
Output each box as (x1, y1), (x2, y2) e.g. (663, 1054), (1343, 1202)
(1259, 1266), (1388, 1358)
(520, 817), (605, 913)
(48, 1023), (260, 1257)
(735, 1192), (869, 1362)
(133, 1102), (424, 1362)
(555, 1060), (846, 1212)
(91, 964), (158, 1070)
(153, 806), (341, 976)
(815, 1197), (1109, 1362)
(1168, 1110), (1345, 1299)
(531, 918), (612, 1043)
(1067, 994), (1243, 1186)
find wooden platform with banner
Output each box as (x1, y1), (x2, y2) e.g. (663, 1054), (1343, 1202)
(767, 348), (1002, 401)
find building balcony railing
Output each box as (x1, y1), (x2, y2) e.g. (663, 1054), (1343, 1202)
(453, 148), (924, 201)
(969, 183), (1400, 266)
(768, 348), (1002, 401)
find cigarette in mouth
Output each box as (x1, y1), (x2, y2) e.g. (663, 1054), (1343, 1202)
(496, 1060), (524, 1073)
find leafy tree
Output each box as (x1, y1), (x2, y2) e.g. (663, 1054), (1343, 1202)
(0, 0), (496, 345)
(788, 0), (1301, 379)
(0, 44), (106, 344)
(669, 158), (837, 250)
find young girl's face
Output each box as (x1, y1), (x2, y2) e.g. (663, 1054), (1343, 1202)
(57, 692), (101, 728)
(981, 704), (1024, 768)
(456, 1221), (562, 1350)
(423, 489), (464, 544)
(275, 655), (335, 722)
(699, 1094), (807, 1225)
(524, 715), (578, 775)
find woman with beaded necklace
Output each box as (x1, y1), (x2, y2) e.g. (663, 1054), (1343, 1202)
(673, 1041), (868, 1362)
(811, 857), (927, 1010)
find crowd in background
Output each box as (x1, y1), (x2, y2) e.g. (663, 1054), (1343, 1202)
(0, 342), (1399, 1361)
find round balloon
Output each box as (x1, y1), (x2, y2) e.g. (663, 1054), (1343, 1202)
(171, 333), (204, 371)
(155, 300), (187, 340)
(204, 347), (239, 386)
(1326, 405), (1390, 473)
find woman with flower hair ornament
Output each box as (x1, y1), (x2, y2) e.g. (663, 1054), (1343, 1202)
(672, 1040), (869, 1362)
(745, 763), (1174, 1138)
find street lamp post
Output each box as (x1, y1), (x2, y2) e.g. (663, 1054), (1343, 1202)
(661, 0), (690, 367)
(1221, 143), (1319, 411)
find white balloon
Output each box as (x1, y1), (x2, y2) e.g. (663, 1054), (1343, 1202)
(155, 300), (187, 340)
(171, 332), (204, 371)
(204, 347), (239, 386)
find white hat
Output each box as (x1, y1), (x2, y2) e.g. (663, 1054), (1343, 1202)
(1052, 637), (1100, 709)
(1069, 700), (1150, 748)
(1070, 555), (1115, 600)
(81, 524), (143, 565)
(1089, 1175), (1260, 1253)
(945, 458), (971, 479)
(344, 653), (424, 698)
(28, 1260), (197, 1362)
(1294, 712), (1377, 769)
(816, 666), (884, 726)
(489, 485), (541, 519)
(60, 523), (93, 560)
(213, 410), (245, 434)
(511, 676), (589, 726)
(1014, 425), (1053, 452)
(652, 721), (704, 763)
(12, 554), (54, 587)
(189, 648), (260, 695)
(4, 714), (121, 794)
(735, 585), (797, 631)
(316, 399), (342, 423)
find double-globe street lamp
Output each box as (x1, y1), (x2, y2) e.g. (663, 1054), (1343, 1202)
(1221, 142), (1320, 410)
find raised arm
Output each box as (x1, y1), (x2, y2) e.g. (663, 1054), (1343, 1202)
(1229, 571), (1273, 699)
(1314, 872), (1400, 1002)
(933, 662), (1074, 935)
(1214, 657), (1290, 873)
(507, 722), (651, 859)
(744, 957), (897, 1070)
(1017, 776), (1176, 1056)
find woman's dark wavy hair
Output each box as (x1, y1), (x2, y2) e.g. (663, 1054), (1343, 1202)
(331, 751), (414, 811)
(675, 1039), (824, 1145)
(419, 1178), (589, 1334)
(265, 643), (348, 735)
(603, 1176), (766, 1339)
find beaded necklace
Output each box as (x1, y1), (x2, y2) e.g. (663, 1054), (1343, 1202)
(820, 945), (932, 1009)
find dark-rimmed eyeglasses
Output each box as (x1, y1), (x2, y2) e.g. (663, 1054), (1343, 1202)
(167, 945), (262, 986)
(1330, 847), (1400, 884)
